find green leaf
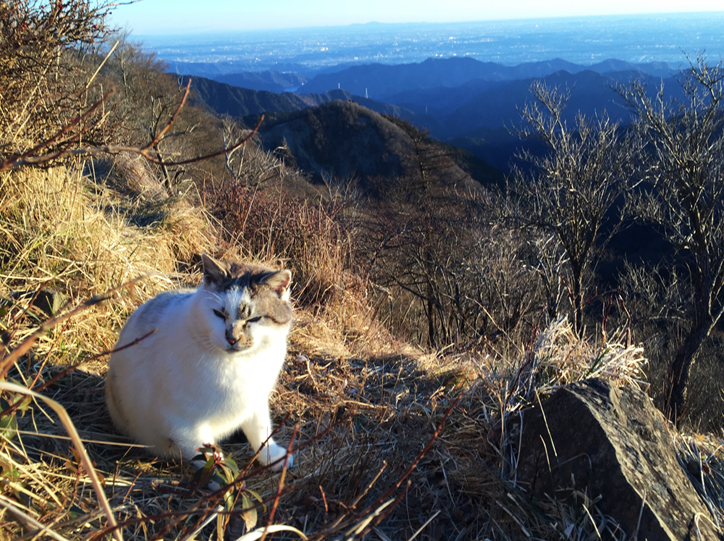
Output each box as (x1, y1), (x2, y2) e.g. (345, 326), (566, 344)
(240, 492), (258, 531)
(210, 470), (228, 489)
(246, 488), (264, 506)
(0, 460), (20, 483)
(223, 456), (240, 478)
(69, 505), (84, 520)
(0, 397), (17, 440)
(217, 457), (240, 484)
(223, 484), (235, 511)
(191, 455), (215, 484)
(16, 396), (32, 414)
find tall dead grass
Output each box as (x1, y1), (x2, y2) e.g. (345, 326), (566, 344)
(204, 178), (401, 362)
(0, 162), (212, 363)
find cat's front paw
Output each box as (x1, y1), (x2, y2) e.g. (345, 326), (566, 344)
(258, 442), (293, 472)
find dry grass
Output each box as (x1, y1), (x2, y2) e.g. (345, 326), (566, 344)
(0, 162), (212, 363)
(204, 179), (353, 310)
(673, 432), (724, 532)
(0, 162), (705, 541)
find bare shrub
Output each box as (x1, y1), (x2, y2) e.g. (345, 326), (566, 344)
(0, 0), (113, 160)
(205, 178), (352, 310)
(618, 55), (724, 421)
(222, 115), (284, 187)
(512, 81), (634, 336)
(365, 212), (545, 349)
(617, 259), (724, 429)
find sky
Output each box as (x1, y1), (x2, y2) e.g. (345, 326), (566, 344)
(110, 0), (724, 36)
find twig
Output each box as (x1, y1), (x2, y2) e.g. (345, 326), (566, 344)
(0, 328), (157, 421)
(407, 509), (441, 541)
(34, 328), (157, 394)
(0, 89), (115, 171)
(353, 487), (410, 540)
(0, 494), (72, 541)
(181, 504), (223, 540)
(84, 40), (120, 92)
(259, 423), (299, 541)
(2, 76), (265, 171)
(94, 414), (352, 539)
(143, 79), (192, 155)
(12, 114), (265, 168)
(315, 397), (460, 540)
(349, 461), (388, 510)
(374, 396), (461, 505)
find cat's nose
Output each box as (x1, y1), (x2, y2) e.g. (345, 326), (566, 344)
(226, 334), (238, 345)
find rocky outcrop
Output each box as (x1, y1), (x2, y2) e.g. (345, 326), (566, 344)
(514, 378), (721, 540)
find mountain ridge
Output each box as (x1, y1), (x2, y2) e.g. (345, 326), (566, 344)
(298, 56), (677, 98)
(182, 75), (430, 122)
(248, 99), (504, 193)
(182, 59), (684, 175)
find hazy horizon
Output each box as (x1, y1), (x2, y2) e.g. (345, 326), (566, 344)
(128, 13), (724, 77)
(110, 0), (724, 36)
(129, 10), (724, 39)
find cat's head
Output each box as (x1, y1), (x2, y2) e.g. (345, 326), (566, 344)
(196, 254), (293, 354)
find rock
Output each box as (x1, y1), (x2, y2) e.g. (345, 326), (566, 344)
(514, 378), (721, 540)
(11, 289), (67, 316)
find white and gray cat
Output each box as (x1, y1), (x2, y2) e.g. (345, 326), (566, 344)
(105, 254), (294, 470)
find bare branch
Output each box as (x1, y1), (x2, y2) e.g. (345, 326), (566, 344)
(0, 89), (116, 171)
(0, 83), (265, 171)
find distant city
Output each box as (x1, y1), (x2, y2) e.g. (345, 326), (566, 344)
(135, 12), (724, 77)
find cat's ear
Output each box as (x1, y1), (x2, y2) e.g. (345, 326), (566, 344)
(263, 269), (292, 299)
(201, 254), (228, 289)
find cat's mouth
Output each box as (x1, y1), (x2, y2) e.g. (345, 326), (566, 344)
(226, 343), (252, 353)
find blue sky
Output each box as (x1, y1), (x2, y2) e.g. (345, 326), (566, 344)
(110, 0), (724, 35)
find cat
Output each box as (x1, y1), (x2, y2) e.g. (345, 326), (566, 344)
(105, 253), (294, 471)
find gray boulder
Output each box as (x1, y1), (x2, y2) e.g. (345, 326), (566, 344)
(514, 378), (721, 540)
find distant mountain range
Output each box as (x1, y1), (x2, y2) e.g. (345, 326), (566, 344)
(145, 14), (724, 75)
(297, 56), (676, 99)
(184, 56), (686, 173)
(213, 71), (308, 93)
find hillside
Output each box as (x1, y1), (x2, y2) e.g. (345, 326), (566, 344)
(180, 74), (502, 190)
(2, 155), (686, 541)
(248, 100), (502, 193)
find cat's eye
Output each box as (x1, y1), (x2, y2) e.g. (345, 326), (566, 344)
(213, 309), (226, 320)
(248, 316), (262, 323)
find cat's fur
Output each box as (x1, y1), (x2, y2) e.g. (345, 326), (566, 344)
(105, 254), (294, 470)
